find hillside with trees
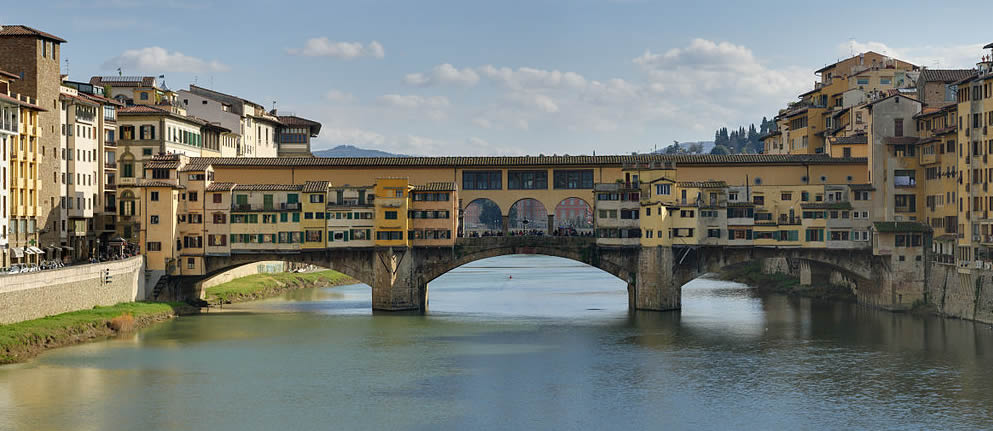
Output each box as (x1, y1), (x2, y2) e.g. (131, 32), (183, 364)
(709, 117), (777, 155)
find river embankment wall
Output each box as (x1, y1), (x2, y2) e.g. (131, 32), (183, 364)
(926, 263), (993, 325)
(0, 256), (145, 324)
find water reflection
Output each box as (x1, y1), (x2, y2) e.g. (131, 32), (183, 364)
(2, 255), (993, 430)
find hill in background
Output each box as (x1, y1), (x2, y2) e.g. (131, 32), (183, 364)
(312, 145), (406, 158)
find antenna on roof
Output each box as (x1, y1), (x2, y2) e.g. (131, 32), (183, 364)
(64, 58), (69, 77)
(116, 67), (122, 76)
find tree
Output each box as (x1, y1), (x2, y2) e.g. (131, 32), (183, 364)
(477, 200), (502, 230)
(710, 145), (730, 155)
(662, 143), (682, 154)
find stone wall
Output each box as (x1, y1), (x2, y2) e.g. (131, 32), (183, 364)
(925, 263), (993, 325)
(198, 261), (287, 290)
(0, 256), (145, 324)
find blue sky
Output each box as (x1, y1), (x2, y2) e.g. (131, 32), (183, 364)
(4, 0), (991, 155)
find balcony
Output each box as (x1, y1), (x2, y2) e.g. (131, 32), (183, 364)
(104, 182), (116, 191)
(104, 162), (117, 169)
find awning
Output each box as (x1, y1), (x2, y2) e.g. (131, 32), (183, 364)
(30, 247), (45, 255)
(12, 247), (24, 258)
(22, 247), (35, 255)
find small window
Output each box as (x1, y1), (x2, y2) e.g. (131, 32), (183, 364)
(754, 177), (762, 185)
(150, 191), (159, 201)
(820, 176), (827, 182)
(150, 215), (159, 224)
(143, 148), (153, 156)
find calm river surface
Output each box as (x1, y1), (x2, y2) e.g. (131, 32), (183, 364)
(3, 255), (993, 430)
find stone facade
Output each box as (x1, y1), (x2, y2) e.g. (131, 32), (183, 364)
(0, 256), (145, 324)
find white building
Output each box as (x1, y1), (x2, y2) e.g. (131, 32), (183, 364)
(184, 85), (280, 157)
(0, 69), (19, 266)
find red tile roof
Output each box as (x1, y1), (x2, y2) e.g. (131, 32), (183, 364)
(231, 184), (304, 192)
(89, 76), (157, 88)
(205, 182), (236, 192)
(0, 92), (46, 111)
(413, 182), (457, 192)
(302, 181), (330, 193)
(134, 180), (184, 189)
(0, 25), (66, 43)
(179, 154), (866, 171)
(118, 104), (170, 114)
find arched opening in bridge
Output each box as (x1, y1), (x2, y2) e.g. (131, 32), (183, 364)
(508, 198), (548, 232)
(553, 197), (593, 234)
(463, 198), (503, 235)
(427, 254), (628, 316)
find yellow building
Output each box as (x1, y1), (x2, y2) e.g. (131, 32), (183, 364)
(302, 180), (329, 249)
(135, 180), (183, 272)
(374, 178), (412, 246)
(327, 184), (375, 247)
(409, 182), (457, 246)
(915, 103), (959, 262)
(7, 90), (45, 264)
(954, 52), (993, 264)
(780, 51), (917, 156)
(229, 184), (303, 254)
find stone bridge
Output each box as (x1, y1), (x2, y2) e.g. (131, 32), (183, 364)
(165, 237), (909, 311)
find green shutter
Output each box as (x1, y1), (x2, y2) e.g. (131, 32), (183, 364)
(280, 213), (288, 223)
(292, 213), (300, 222)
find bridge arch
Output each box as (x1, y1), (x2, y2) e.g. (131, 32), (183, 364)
(191, 248), (380, 295)
(508, 198), (548, 231)
(672, 246), (876, 298)
(462, 198), (503, 234)
(414, 237), (639, 302)
(553, 197), (594, 232)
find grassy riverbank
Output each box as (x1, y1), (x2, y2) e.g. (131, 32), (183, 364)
(0, 302), (196, 365)
(204, 270), (356, 305)
(719, 262), (856, 302)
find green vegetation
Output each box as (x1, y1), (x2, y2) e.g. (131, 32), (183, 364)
(719, 261), (855, 302)
(0, 302), (192, 365)
(720, 261), (799, 290)
(204, 270), (355, 305)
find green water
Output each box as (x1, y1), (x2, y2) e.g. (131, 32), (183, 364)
(2, 255), (993, 430)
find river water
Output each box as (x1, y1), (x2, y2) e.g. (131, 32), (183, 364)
(3, 255), (993, 430)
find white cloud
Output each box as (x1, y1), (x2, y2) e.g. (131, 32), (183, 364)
(377, 94), (450, 109)
(324, 89), (355, 103)
(472, 117), (492, 129)
(507, 92), (560, 113)
(102, 46), (229, 73)
(287, 38), (385, 59)
(634, 38), (807, 100)
(478, 65), (587, 90)
(403, 64), (480, 86)
(838, 40), (983, 69)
